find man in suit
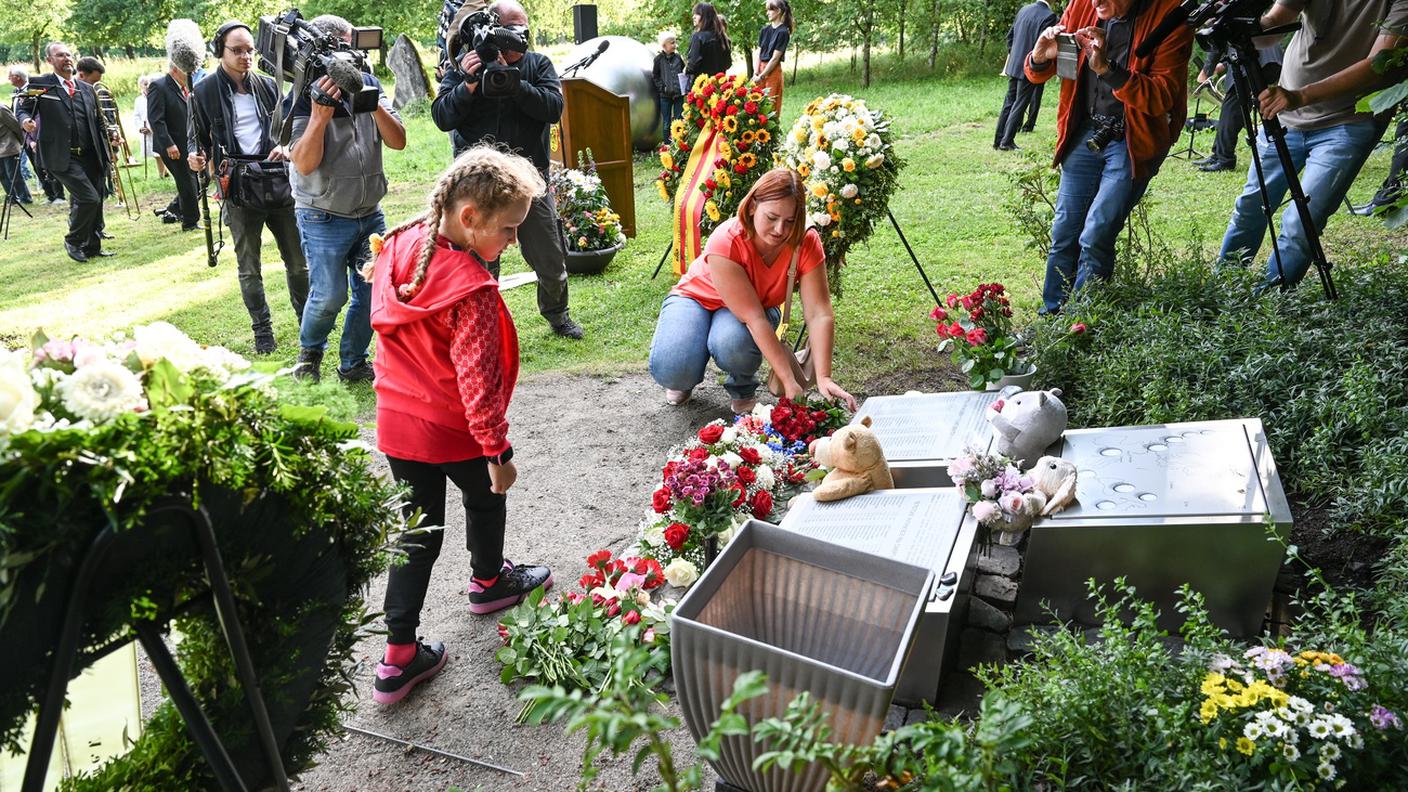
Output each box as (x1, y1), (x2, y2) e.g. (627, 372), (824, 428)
(147, 63), (200, 230)
(16, 42), (112, 262)
(10, 66), (62, 204)
(996, 0), (1060, 151)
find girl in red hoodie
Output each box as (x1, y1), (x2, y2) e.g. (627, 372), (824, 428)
(364, 146), (554, 705)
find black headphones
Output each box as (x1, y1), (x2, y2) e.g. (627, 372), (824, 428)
(211, 21), (252, 57)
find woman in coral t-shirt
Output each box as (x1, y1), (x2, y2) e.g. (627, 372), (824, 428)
(649, 168), (857, 414)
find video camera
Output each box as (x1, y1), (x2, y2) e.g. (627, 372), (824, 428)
(255, 8), (384, 113)
(450, 8), (529, 98)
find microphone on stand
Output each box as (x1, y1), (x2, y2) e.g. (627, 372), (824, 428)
(562, 40), (610, 78)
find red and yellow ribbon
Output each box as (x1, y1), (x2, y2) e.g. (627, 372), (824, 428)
(671, 122), (725, 276)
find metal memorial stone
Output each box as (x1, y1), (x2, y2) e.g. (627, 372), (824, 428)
(853, 391), (1002, 488)
(778, 488), (978, 703)
(1015, 418), (1292, 636)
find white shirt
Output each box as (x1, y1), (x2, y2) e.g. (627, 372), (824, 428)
(231, 91), (261, 156)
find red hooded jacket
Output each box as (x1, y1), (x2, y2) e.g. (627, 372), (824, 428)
(1025, 0), (1194, 181)
(370, 223), (519, 464)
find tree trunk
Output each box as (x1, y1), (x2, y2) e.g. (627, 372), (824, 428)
(850, 46), (857, 74)
(898, 0), (908, 61)
(861, 0), (874, 88)
(928, 0), (943, 68)
(32, 33), (43, 73)
(978, 6), (989, 56)
(124, 45), (136, 59)
(792, 45), (800, 81)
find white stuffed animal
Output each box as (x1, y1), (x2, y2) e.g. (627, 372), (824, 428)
(986, 388), (1068, 466)
(1025, 455), (1079, 515)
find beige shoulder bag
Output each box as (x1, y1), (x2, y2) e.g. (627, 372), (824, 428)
(765, 242), (817, 398)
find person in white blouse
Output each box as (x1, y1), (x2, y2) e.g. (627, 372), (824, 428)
(131, 74), (166, 177)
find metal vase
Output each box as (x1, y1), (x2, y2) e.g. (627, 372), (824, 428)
(671, 521), (934, 792)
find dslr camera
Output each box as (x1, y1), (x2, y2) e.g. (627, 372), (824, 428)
(452, 9), (529, 98)
(255, 8), (384, 113)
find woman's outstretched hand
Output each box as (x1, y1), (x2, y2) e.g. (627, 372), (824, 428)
(816, 377), (858, 411)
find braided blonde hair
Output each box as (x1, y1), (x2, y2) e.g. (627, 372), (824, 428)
(363, 146), (546, 299)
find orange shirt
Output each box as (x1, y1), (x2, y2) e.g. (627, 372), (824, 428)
(671, 218), (825, 311)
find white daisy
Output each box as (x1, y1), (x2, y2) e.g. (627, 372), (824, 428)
(1307, 718), (1334, 740)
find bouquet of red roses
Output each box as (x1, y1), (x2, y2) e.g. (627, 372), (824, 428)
(932, 282), (1028, 389)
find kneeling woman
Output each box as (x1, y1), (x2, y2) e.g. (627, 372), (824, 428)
(649, 168), (857, 414)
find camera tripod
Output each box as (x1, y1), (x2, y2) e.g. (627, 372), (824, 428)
(0, 157), (34, 240)
(1218, 21), (1336, 299)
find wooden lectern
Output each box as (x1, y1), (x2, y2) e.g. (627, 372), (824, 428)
(551, 77), (637, 237)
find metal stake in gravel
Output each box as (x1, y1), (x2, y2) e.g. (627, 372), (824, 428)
(342, 725), (524, 777)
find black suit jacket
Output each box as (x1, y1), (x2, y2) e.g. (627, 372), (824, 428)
(15, 73), (110, 172)
(1004, 1), (1060, 79)
(147, 74), (192, 156)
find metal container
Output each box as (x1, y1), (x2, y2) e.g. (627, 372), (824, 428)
(778, 488), (977, 704)
(853, 391), (1001, 488)
(1015, 418), (1292, 636)
(672, 521), (933, 792)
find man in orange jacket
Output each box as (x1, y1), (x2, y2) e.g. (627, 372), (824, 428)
(1025, 0), (1193, 314)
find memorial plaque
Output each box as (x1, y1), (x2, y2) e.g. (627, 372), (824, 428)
(779, 488), (977, 704)
(1016, 418), (1292, 636)
(854, 392), (1002, 488)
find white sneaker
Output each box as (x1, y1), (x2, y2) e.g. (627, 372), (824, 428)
(49, 198), (66, 206)
(665, 388), (692, 406)
(730, 398), (757, 415)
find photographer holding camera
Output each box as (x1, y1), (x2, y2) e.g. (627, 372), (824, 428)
(1216, 0), (1408, 292)
(1025, 0), (1193, 314)
(431, 0), (584, 340)
(288, 14), (406, 382)
(189, 21), (309, 355)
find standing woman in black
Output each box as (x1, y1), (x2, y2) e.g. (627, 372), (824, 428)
(686, 2), (733, 90)
(753, 0), (793, 114)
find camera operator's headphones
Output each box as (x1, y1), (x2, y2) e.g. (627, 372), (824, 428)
(211, 21), (252, 57)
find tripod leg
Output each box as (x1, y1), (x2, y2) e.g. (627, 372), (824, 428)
(651, 240), (673, 279)
(887, 209), (944, 306)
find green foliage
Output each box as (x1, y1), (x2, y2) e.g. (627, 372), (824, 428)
(522, 638), (766, 791)
(1026, 253), (1408, 538)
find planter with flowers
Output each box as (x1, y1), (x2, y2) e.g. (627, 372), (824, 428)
(0, 324), (401, 789)
(552, 149), (626, 275)
(932, 282), (1033, 391)
(777, 94), (903, 291)
(947, 450), (1042, 546)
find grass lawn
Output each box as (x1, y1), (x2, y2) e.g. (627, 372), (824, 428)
(3, 53), (1403, 418)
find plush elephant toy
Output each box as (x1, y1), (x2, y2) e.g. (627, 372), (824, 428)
(986, 388), (1068, 466)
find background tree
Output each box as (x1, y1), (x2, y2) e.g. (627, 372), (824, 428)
(7, 0), (73, 71)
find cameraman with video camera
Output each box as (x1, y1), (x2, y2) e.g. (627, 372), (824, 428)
(1216, 0), (1408, 292)
(189, 21), (309, 355)
(1025, 0), (1194, 315)
(286, 14), (406, 383)
(431, 0), (584, 340)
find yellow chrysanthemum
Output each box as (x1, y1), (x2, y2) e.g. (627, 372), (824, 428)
(368, 233), (385, 255)
(757, 129), (772, 144)
(705, 200), (721, 221)
(657, 181), (670, 201)
(722, 116), (739, 133)
(660, 151), (675, 170)
(831, 229), (841, 237)
(811, 182), (828, 198)
(842, 158), (856, 172)
(1201, 674), (1227, 696)
(853, 198), (862, 205)
(1236, 737), (1255, 756)
(1199, 699), (1219, 724)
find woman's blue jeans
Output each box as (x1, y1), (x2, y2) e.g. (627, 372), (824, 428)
(649, 294), (780, 400)
(295, 208), (383, 372)
(1042, 124), (1156, 313)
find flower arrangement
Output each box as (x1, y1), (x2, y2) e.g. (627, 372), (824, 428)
(496, 550), (672, 720)
(636, 397), (851, 585)
(778, 94), (902, 287)
(551, 149), (626, 253)
(0, 324), (401, 786)
(932, 282), (1027, 390)
(1199, 647), (1403, 786)
(948, 450), (1041, 544)
(655, 73), (781, 235)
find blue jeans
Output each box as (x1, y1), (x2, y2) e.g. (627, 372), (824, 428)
(659, 96), (685, 144)
(649, 294), (780, 400)
(296, 208), (383, 371)
(1218, 121), (1378, 290)
(1042, 124), (1157, 313)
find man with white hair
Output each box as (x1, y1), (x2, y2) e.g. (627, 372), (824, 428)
(17, 42), (112, 262)
(431, 0), (583, 340)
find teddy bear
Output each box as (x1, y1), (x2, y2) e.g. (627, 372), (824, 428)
(985, 388), (1068, 467)
(1025, 455), (1079, 515)
(808, 416), (895, 502)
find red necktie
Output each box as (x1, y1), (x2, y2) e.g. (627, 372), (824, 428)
(64, 79), (74, 97)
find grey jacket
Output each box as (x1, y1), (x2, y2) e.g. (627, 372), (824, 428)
(0, 106), (21, 158)
(288, 73), (399, 218)
(1004, 1), (1060, 79)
